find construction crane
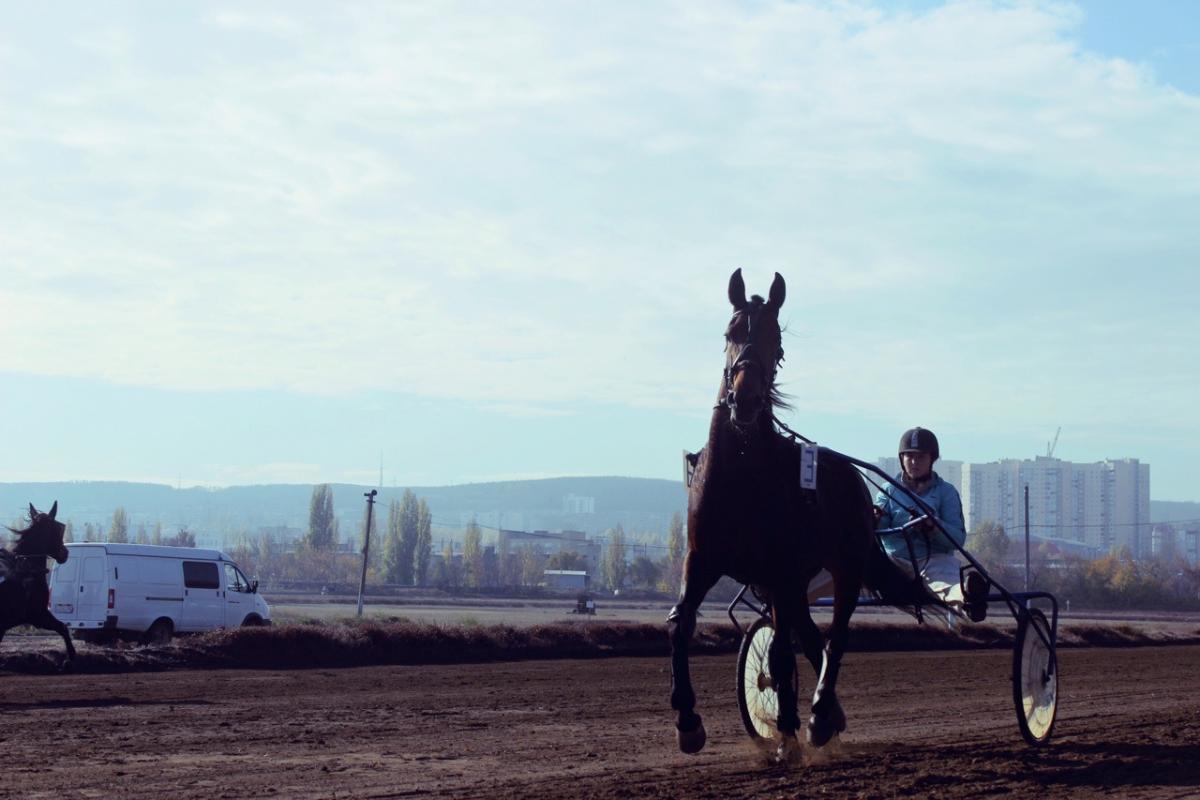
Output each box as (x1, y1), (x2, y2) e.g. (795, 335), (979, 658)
(1046, 426), (1061, 458)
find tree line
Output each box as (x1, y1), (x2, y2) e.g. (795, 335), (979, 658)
(32, 499), (1200, 608)
(38, 493), (693, 596)
(226, 485), (436, 586)
(52, 508), (195, 547)
(967, 521), (1200, 610)
(226, 492), (690, 594)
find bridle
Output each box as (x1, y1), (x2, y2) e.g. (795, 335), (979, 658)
(719, 302), (784, 412)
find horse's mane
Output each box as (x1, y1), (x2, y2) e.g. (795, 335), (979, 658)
(6, 514), (61, 556)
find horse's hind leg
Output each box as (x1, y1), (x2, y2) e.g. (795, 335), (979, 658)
(668, 552), (719, 754)
(32, 610), (76, 670)
(807, 579), (859, 747)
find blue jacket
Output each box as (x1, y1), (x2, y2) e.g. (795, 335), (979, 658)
(875, 472), (966, 562)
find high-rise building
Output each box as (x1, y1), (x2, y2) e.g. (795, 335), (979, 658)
(874, 453), (1151, 557)
(960, 456), (1149, 557)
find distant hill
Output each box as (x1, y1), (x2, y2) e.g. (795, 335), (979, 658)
(1, 477), (688, 545)
(1149, 500), (1200, 524)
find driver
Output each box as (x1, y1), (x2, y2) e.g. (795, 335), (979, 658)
(875, 426), (987, 622)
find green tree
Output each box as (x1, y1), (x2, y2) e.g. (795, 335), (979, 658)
(546, 551), (588, 571)
(462, 519), (484, 588)
(256, 532), (278, 580)
(108, 507), (129, 543)
(628, 555), (661, 590)
(967, 521), (1010, 574)
(134, 521), (149, 544)
(397, 490), (419, 585)
(602, 525), (628, 590)
(83, 522), (95, 542)
(519, 543), (543, 587)
(498, 534), (521, 587)
(63, 520), (75, 543)
(151, 521), (163, 546)
(663, 511), (685, 595)
(306, 484), (338, 550)
(441, 540), (461, 589)
(165, 527), (195, 547)
(383, 500), (403, 583)
(414, 500), (433, 586)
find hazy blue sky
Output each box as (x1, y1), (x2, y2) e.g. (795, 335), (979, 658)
(2, 1), (1197, 500)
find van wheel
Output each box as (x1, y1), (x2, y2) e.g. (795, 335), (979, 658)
(241, 615), (265, 627)
(144, 619), (173, 646)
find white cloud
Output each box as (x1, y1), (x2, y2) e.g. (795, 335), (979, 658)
(0, 0), (1197, 441)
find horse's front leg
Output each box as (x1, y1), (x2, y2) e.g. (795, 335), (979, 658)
(807, 578), (859, 747)
(668, 551), (719, 754)
(768, 600), (802, 758)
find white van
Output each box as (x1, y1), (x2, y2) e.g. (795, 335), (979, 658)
(49, 543), (271, 643)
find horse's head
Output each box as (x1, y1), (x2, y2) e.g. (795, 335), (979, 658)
(16, 502), (69, 564)
(723, 269), (786, 428)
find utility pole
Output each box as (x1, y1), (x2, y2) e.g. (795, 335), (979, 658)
(1024, 484), (1031, 592)
(357, 489), (378, 618)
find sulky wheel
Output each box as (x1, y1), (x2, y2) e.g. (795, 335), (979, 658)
(736, 617), (796, 742)
(1012, 607), (1058, 746)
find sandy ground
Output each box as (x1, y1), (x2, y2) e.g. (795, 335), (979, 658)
(1, 643), (1197, 799)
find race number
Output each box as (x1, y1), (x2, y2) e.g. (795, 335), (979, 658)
(799, 443), (818, 491)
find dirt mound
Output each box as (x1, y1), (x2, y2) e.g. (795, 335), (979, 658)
(3, 618), (1197, 675)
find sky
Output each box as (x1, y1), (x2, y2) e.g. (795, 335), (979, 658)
(1, 1), (1197, 500)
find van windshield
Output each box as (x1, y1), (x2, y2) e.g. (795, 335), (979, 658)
(223, 563), (248, 592)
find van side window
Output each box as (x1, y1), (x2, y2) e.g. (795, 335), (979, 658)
(223, 563), (246, 593)
(82, 557), (104, 582)
(183, 561), (220, 590)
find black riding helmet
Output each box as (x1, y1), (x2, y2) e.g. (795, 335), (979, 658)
(898, 427), (939, 462)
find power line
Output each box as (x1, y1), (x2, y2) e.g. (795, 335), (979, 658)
(1004, 518), (1200, 531)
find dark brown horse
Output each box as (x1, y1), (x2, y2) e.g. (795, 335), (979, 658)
(668, 269), (877, 757)
(0, 502), (76, 669)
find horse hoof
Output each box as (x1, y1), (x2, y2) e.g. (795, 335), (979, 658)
(676, 720), (707, 754)
(828, 702), (846, 733)
(806, 715), (840, 749)
(775, 736), (803, 764)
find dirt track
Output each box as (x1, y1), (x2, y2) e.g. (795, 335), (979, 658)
(2, 645), (1198, 799)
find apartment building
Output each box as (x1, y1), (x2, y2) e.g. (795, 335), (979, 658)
(963, 457), (1149, 556)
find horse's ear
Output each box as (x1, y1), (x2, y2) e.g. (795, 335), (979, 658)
(49, 501), (58, 521)
(728, 269), (747, 310)
(768, 272), (786, 310)
(29, 502), (38, 519)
